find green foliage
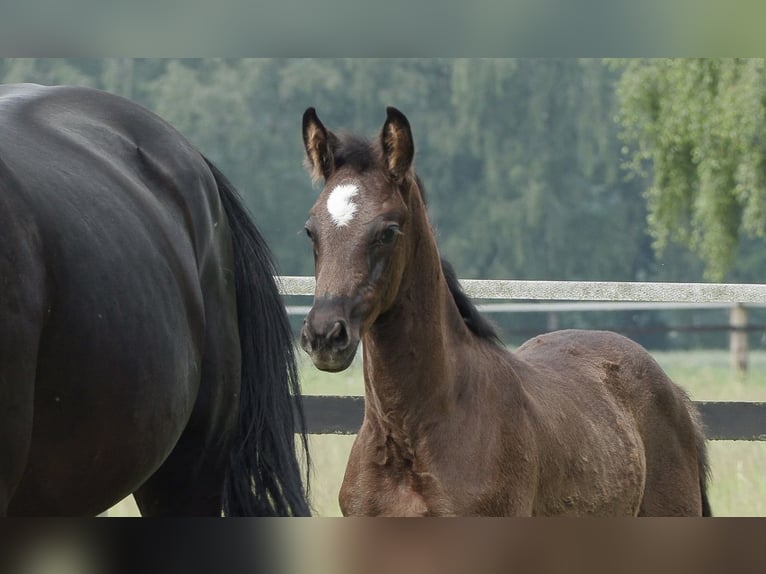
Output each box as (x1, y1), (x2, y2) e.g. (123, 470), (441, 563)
(0, 58), (98, 87)
(2, 58), (732, 289)
(436, 59), (649, 282)
(615, 59), (766, 281)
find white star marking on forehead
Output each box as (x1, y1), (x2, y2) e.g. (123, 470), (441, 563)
(327, 183), (360, 227)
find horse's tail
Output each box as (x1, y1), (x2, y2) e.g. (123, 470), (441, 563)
(693, 406), (713, 517)
(698, 439), (712, 517)
(205, 157), (311, 516)
(701, 476), (712, 517)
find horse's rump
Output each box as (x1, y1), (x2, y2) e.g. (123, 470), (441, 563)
(516, 329), (709, 515)
(0, 84), (305, 514)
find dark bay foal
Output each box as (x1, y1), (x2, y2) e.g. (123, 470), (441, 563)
(299, 106), (711, 516)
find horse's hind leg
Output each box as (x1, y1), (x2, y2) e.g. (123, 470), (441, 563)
(0, 348), (37, 516)
(132, 351), (239, 516)
(638, 403), (706, 516)
(133, 288), (240, 517)
(0, 250), (44, 515)
(132, 409), (233, 517)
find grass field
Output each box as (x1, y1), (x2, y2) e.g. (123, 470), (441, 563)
(107, 349), (766, 517)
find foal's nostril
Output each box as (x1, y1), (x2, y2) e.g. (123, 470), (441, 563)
(327, 320), (350, 351)
(300, 320), (316, 353)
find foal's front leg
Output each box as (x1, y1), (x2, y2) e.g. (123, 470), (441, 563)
(339, 429), (453, 516)
(338, 431), (378, 516)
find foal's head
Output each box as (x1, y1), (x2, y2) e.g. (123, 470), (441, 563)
(300, 107), (420, 372)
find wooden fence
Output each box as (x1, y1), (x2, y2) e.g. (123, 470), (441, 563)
(280, 277), (766, 441)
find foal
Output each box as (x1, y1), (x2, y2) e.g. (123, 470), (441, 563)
(300, 107), (711, 516)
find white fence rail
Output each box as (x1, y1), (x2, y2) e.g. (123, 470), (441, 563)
(279, 276), (766, 440)
(278, 276), (766, 303)
(280, 276), (766, 374)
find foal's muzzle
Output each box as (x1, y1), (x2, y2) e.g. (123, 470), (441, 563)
(300, 300), (360, 372)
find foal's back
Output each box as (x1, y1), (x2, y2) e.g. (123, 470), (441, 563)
(514, 329), (709, 516)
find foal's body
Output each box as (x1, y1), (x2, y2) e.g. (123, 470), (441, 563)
(300, 107), (710, 516)
(342, 202), (701, 517)
(349, 328), (701, 516)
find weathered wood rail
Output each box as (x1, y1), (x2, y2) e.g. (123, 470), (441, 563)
(281, 276), (766, 441)
(278, 276), (766, 303)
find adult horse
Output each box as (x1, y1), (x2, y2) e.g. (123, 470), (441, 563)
(299, 106), (711, 516)
(0, 83), (310, 516)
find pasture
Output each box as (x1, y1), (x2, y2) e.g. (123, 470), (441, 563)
(107, 348), (766, 517)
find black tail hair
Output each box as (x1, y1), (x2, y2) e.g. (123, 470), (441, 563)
(441, 258), (503, 345)
(701, 476), (712, 517)
(697, 426), (713, 517)
(205, 157), (311, 516)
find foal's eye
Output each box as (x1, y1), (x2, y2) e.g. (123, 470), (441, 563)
(378, 226), (399, 246)
(305, 227), (314, 241)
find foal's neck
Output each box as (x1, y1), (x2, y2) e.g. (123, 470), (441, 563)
(362, 190), (470, 434)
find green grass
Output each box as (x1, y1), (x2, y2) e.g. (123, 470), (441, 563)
(106, 349), (766, 517)
(299, 352), (365, 397)
(652, 350), (766, 402)
(653, 350), (766, 517)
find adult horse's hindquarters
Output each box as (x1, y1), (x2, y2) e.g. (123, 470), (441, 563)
(0, 84), (309, 516)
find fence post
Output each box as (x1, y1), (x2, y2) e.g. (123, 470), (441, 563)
(729, 304), (748, 376)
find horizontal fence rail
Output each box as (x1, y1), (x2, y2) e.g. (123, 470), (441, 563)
(298, 396), (766, 441)
(281, 276), (766, 441)
(287, 301), (766, 316)
(279, 276), (766, 303)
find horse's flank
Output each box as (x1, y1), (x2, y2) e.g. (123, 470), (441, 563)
(0, 84), (309, 516)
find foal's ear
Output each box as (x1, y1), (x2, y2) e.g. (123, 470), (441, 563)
(381, 107), (414, 184)
(302, 108), (337, 183)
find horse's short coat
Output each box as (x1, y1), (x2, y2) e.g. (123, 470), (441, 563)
(299, 106), (710, 516)
(0, 84), (309, 516)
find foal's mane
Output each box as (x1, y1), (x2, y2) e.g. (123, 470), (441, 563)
(441, 258), (503, 345)
(331, 133), (379, 173)
(332, 132), (503, 346)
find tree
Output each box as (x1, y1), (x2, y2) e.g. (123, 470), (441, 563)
(614, 58), (766, 281)
(0, 58), (669, 286)
(436, 59), (651, 282)
(0, 58), (98, 86)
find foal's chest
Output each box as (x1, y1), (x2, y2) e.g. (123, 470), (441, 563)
(380, 477), (432, 516)
(342, 468), (452, 517)
(340, 430), (455, 516)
